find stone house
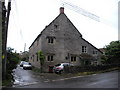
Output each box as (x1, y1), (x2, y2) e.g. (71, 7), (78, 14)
(29, 7), (103, 72)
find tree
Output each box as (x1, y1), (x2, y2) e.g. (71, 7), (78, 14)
(5, 47), (20, 80)
(37, 51), (45, 73)
(80, 53), (95, 66)
(105, 41), (120, 64)
(101, 55), (107, 64)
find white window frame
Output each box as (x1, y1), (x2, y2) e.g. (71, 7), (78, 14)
(82, 46), (87, 53)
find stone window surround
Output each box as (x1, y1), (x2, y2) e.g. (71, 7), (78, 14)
(46, 36), (56, 44)
(70, 54), (78, 62)
(36, 53), (39, 61)
(32, 55), (34, 62)
(82, 46), (87, 53)
(46, 53), (55, 62)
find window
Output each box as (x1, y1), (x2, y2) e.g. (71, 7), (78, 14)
(93, 50), (97, 54)
(47, 55), (54, 61)
(37, 38), (39, 46)
(54, 25), (58, 28)
(54, 24), (58, 29)
(36, 53), (39, 61)
(47, 36), (55, 44)
(32, 55), (34, 62)
(71, 56), (77, 62)
(48, 38), (54, 43)
(82, 46), (87, 53)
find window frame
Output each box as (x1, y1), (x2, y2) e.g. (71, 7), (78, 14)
(71, 56), (77, 62)
(36, 53), (39, 61)
(47, 55), (54, 62)
(47, 36), (55, 44)
(32, 55), (34, 62)
(37, 38), (39, 46)
(93, 50), (98, 55)
(82, 46), (87, 53)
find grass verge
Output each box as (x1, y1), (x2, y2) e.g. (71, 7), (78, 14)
(70, 67), (119, 77)
(32, 66), (41, 73)
(2, 73), (14, 87)
(2, 80), (13, 87)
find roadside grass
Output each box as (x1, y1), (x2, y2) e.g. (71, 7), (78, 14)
(2, 79), (13, 87)
(67, 67), (119, 77)
(2, 73), (14, 87)
(58, 67), (119, 78)
(0, 82), (2, 86)
(32, 66), (41, 73)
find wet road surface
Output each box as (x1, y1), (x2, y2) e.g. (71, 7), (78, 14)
(12, 65), (40, 87)
(12, 65), (118, 88)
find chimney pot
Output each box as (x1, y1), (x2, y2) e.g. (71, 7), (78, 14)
(60, 7), (64, 14)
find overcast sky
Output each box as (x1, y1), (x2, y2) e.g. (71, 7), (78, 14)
(6, 0), (119, 53)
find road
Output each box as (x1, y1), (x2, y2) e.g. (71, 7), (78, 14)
(12, 65), (118, 88)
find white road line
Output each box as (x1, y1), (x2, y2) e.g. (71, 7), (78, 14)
(87, 82), (97, 86)
(44, 80), (50, 82)
(13, 81), (38, 87)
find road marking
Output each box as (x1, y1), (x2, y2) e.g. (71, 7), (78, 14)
(44, 80), (50, 82)
(87, 82), (97, 87)
(92, 74), (97, 76)
(13, 81), (38, 87)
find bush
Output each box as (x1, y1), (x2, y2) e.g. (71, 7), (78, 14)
(64, 64), (119, 73)
(2, 47), (20, 86)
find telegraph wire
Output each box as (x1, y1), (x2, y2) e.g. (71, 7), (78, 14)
(12, 0), (25, 43)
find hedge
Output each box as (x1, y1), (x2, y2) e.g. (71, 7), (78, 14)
(64, 64), (119, 73)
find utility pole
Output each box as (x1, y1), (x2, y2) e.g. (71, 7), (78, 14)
(2, 0), (11, 80)
(2, 1), (7, 80)
(0, 1), (3, 84)
(24, 43), (26, 52)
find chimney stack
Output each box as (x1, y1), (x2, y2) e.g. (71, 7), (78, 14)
(60, 7), (64, 14)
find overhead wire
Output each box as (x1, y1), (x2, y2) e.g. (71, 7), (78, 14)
(61, 1), (100, 22)
(12, 0), (25, 43)
(9, 0), (26, 52)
